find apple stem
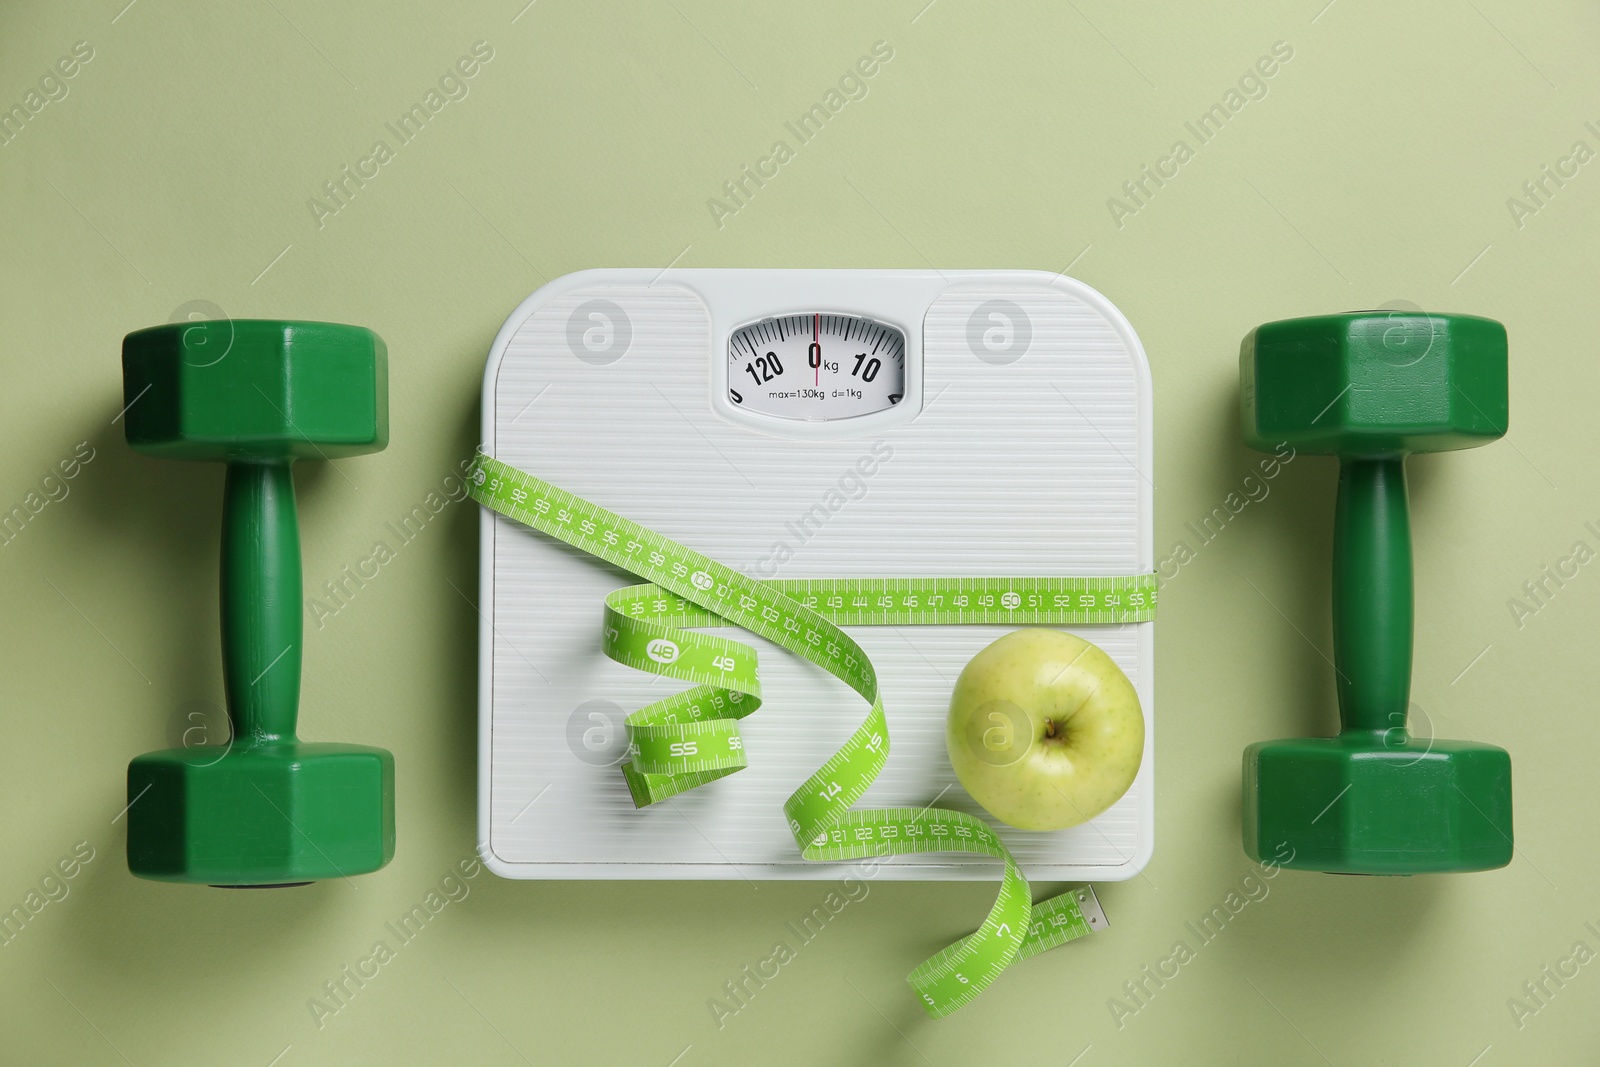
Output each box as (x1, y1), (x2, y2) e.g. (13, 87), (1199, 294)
(1044, 720), (1057, 739)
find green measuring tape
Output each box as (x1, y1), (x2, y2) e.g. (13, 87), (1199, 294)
(469, 452), (1155, 1016)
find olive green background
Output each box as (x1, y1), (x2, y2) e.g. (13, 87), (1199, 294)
(3, 0), (1597, 1063)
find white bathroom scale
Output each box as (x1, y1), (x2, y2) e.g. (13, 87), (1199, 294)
(477, 269), (1154, 880)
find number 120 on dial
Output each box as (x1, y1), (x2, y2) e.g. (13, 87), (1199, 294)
(727, 313), (906, 421)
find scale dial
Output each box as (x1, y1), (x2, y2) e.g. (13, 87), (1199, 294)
(727, 313), (906, 421)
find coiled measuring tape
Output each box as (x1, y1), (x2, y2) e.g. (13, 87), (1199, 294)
(470, 452), (1154, 1016)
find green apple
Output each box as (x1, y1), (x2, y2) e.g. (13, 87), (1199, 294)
(946, 628), (1144, 831)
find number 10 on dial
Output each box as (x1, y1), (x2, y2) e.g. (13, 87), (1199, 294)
(727, 313), (906, 421)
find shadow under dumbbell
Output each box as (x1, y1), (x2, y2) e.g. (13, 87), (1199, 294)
(59, 825), (350, 994)
(1216, 377), (1340, 742)
(436, 393), (485, 824)
(65, 408), (221, 747)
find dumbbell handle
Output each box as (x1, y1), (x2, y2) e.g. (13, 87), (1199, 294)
(220, 461), (302, 744)
(1331, 458), (1413, 737)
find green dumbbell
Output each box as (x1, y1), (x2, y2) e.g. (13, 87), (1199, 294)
(121, 319), (395, 886)
(1239, 311), (1513, 875)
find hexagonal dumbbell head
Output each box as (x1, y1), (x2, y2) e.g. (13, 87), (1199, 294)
(1241, 311), (1507, 456)
(128, 743), (396, 885)
(122, 319), (388, 461)
(1243, 737), (1513, 874)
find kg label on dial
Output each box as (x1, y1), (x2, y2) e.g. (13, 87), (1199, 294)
(728, 313), (906, 420)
